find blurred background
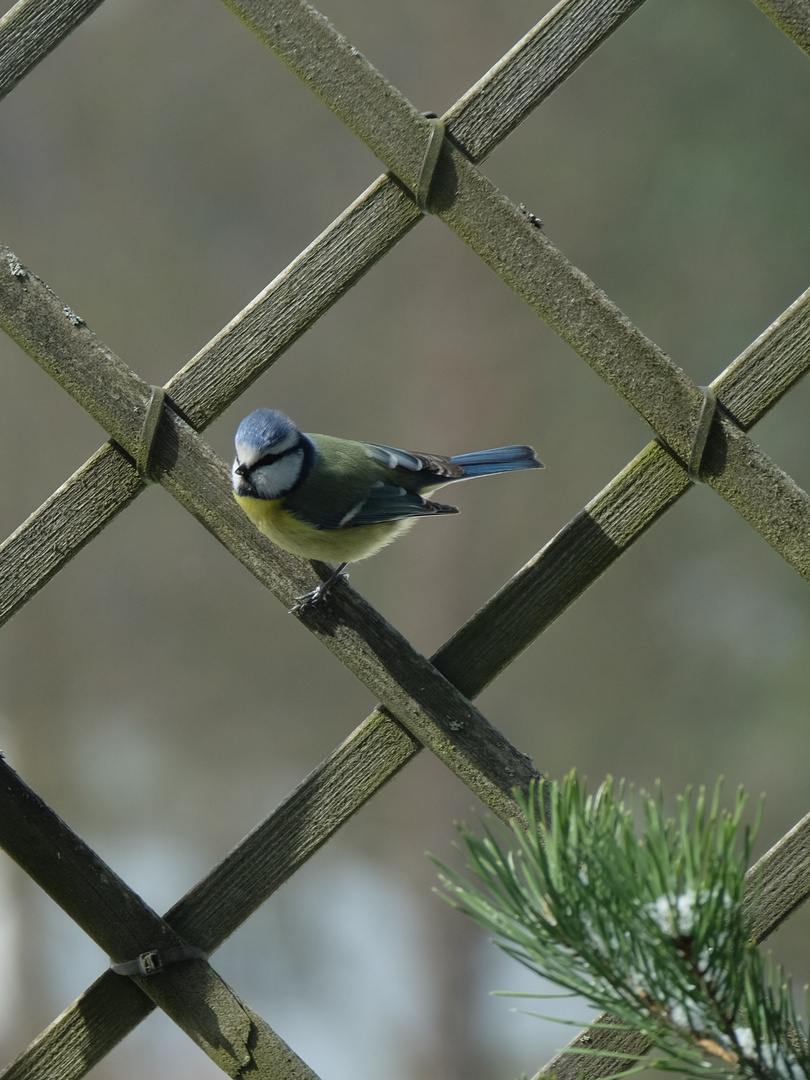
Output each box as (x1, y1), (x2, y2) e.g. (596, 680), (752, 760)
(1, 0), (810, 1076)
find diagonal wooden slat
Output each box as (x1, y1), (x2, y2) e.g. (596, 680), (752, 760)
(444, 0), (647, 161)
(0, 443), (145, 625)
(748, 0), (810, 54)
(711, 286), (810, 429)
(0, 757), (322, 1079)
(744, 808), (810, 942)
(0, 970), (154, 1080)
(0, 0), (106, 100)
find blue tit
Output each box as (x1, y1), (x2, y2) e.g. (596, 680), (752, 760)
(232, 408), (543, 609)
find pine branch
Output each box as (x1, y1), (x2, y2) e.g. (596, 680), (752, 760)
(435, 773), (809, 1080)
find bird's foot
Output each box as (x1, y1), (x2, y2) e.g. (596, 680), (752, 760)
(289, 563), (349, 614)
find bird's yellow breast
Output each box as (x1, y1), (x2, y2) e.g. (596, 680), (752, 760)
(234, 494), (416, 563)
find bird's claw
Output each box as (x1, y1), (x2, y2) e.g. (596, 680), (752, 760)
(289, 567), (349, 614)
(289, 583), (329, 614)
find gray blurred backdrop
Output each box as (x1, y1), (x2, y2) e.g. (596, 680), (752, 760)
(1, 0), (810, 1077)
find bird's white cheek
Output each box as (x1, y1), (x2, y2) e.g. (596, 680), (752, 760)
(252, 449), (304, 499)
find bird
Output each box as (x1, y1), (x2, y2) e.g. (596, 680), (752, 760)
(232, 408), (543, 610)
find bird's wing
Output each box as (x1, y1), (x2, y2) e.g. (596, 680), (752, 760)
(364, 442), (465, 482)
(315, 482), (458, 529)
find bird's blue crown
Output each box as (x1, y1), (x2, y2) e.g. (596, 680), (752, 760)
(235, 409), (300, 455)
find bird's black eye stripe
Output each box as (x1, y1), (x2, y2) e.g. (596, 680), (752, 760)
(255, 451), (284, 468)
(235, 450), (285, 479)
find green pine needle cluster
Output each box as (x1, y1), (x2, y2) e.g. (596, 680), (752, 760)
(436, 774), (809, 1080)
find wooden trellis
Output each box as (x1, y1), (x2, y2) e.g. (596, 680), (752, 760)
(1, 0), (810, 1077)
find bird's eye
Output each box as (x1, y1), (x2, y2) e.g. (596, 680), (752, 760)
(255, 451), (283, 468)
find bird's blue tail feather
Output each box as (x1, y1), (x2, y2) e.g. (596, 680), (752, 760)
(450, 445), (543, 477)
